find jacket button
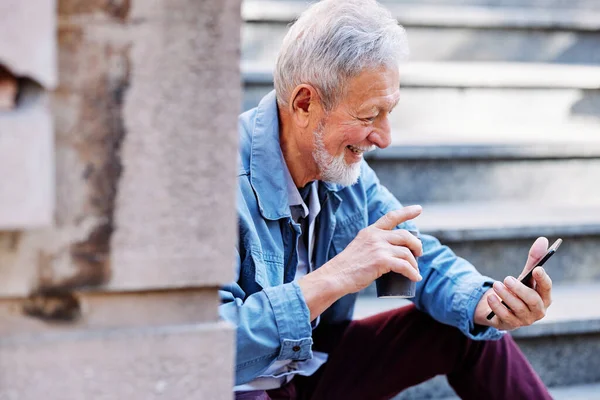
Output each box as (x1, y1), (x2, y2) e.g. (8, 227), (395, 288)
(292, 345), (301, 352)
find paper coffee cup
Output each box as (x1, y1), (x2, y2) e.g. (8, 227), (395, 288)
(376, 229), (420, 298)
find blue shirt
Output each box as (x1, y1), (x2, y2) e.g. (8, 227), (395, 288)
(220, 90), (504, 386)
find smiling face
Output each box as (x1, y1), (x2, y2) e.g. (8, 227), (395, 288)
(311, 67), (400, 186)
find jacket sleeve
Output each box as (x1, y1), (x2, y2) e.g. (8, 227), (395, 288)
(219, 278), (313, 385)
(361, 160), (504, 340)
(219, 187), (313, 385)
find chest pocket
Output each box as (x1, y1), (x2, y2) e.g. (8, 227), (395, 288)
(239, 248), (285, 296)
(331, 212), (367, 255)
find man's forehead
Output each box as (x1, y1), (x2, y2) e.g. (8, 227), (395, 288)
(355, 91), (401, 112)
(338, 67), (401, 112)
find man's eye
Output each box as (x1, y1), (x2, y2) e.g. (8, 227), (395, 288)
(362, 116), (377, 122)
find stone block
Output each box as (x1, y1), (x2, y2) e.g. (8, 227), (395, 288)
(0, 88), (54, 229)
(242, 22), (600, 66)
(110, 0), (242, 290)
(430, 235), (600, 286)
(370, 158), (600, 205)
(0, 322), (235, 399)
(0, 288), (220, 337)
(0, 0), (56, 88)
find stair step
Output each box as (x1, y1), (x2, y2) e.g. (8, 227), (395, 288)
(367, 141), (600, 160)
(243, 22), (600, 66)
(243, 62), (600, 89)
(396, 378), (600, 399)
(354, 202), (600, 286)
(356, 282), (600, 398)
(415, 202), (600, 284)
(371, 155), (600, 204)
(243, 63), (600, 140)
(242, 1), (600, 31)
(415, 202), (600, 241)
(356, 282), (600, 337)
(547, 383), (600, 400)
(433, 382), (600, 400)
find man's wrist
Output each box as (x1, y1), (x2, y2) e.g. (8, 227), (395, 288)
(473, 288), (495, 327)
(298, 263), (348, 321)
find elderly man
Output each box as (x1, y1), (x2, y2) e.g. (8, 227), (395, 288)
(221, 1), (553, 399)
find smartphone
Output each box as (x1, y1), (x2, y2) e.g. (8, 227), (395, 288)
(486, 238), (562, 321)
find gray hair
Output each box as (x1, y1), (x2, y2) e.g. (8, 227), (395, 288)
(274, 0), (410, 111)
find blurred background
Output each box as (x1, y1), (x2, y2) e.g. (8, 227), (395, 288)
(0, 0), (599, 398)
(242, 0), (600, 398)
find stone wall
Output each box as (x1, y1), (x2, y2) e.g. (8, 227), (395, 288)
(0, 0), (240, 398)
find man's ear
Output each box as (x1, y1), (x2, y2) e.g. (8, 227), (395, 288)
(289, 85), (322, 128)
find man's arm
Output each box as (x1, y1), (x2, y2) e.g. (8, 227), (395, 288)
(221, 186), (316, 386)
(219, 249), (314, 385)
(360, 160), (504, 340)
(298, 206), (424, 321)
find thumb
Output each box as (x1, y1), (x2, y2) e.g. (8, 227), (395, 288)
(519, 237), (549, 279)
(373, 205), (422, 230)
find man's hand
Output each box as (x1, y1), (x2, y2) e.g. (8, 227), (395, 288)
(474, 237), (553, 331)
(298, 205), (423, 321)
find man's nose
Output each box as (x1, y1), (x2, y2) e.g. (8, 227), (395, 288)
(367, 117), (392, 149)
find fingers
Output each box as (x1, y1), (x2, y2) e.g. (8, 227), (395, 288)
(487, 294), (520, 329)
(373, 206), (422, 231)
(519, 237), (549, 279)
(492, 281), (534, 324)
(387, 257), (422, 282)
(504, 275), (546, 319)
(389, 245), (420, 272)
(383, 229), (423, 257)
(534, 267), (553, 308)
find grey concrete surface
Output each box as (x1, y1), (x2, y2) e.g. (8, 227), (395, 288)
(243, 22), (600, 66)
(243, 1), (600, 30)
(243, 61), (600, 89)
(434, 382), (600, 400)
(0, 289), (221, 337)
(430, 235), (600, 285)
(414, 202), (600, 240)
(109, 0), (241, 290)
(244, 83), (600, 142)
(366, 142), (600, 160)
(0, 322), (235, 400)
(371, 158), (600, 205)
(0, 0), (241, 397)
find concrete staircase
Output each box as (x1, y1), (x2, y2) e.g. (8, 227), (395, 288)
(241, 0), (600, 398)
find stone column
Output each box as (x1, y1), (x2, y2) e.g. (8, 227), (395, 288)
(0, 0), (240, 398)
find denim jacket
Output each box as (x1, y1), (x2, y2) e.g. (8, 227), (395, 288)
(220, 91), (503, 386)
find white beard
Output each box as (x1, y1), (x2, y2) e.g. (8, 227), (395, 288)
(312, 122), (365, 187)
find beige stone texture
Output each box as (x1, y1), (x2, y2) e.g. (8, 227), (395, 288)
(0, 16), (128, 296)
(0, 0), (239, 396)
(0, 0), (56, 88)
(0, 288), (219, 337)
(0, 86), (54, 229)
(109, 0), (241, 290)
(0, 321), (234, 400)
(0, 0), (240, 296)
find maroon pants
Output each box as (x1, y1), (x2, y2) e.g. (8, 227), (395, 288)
(236, 305), (551, 400)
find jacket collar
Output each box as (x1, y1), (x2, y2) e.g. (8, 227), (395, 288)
(249, 91), (341, 221)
